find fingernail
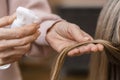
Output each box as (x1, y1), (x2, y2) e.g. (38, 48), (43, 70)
(67, 52), (73, 57)
(83, 37), (90, 41)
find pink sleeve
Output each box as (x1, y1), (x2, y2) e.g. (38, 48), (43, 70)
(9, 0), (51, 13)
(8, 0), (62, 56)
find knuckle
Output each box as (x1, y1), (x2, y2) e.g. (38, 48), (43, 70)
(18, 40), (26, 46)
(37, 31), (41, 35)
(15, 30), (24, 38)
(17, 39), (23, 44)
(23, 46), (30, 52)
(16, 33), (24, 38)
(5, 16), (11, 25)
(34, 32), (40, 39)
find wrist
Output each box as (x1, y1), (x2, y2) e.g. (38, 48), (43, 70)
(35, 20), (63, 46)
(47, 20), (66, 33)
(46, 20), (69, 46)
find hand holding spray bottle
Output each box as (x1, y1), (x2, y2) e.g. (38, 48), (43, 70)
(0, 7), (39, 69)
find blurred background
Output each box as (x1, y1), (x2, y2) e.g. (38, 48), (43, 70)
(19, 0), (107, 80)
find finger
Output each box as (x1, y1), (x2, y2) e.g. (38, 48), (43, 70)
(96, 44), (104, 52)
(68, 45), (91, 56)
(0, 44), (30, 65)
(80, 44), (103, 53)
(0, 44), (30, 59)
(68, 48), (80, 56)
(88, 44), (99, 53)
(68, 23), (93, 42)
(0, 23), (40, 40)
(79, 45), (91, 54)
(0, 55), (22, 66)
(0, 13), (16, 27)
(14, 43), (31, 50)
(0, 31), (40, 51)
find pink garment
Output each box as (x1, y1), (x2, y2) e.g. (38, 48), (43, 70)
(0, 0), (61, 80)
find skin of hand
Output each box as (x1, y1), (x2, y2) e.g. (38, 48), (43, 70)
(0, 14), (40, 65)
(46, 21), (104, 56)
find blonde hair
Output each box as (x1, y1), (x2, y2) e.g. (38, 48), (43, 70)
(89, 0), (120, 80)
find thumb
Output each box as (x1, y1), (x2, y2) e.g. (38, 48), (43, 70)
(69, 23), (93, 42)
(0, 13), (16, 27)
